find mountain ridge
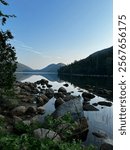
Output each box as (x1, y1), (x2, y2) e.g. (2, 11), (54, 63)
(16, 63), (65, 73)
(58, 46), (113, 76)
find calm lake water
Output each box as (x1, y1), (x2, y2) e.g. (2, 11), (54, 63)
(16, 72), (113, 149)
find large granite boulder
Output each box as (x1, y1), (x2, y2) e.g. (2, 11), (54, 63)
(52, 97), (83, 120)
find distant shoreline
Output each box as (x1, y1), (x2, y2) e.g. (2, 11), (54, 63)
(15, 72), (113, 78)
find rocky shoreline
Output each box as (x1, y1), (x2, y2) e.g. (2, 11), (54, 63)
(0, 78), (113, 150)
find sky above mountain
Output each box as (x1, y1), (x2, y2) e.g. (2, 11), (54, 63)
(1, 0), (112, 69)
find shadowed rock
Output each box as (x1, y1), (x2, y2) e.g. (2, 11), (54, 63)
(98, 101), (112, 107)
(83, 104), (99, 111)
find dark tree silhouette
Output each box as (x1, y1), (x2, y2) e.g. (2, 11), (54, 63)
(58, 47), (113, 76)
(0, 0), (17, 92)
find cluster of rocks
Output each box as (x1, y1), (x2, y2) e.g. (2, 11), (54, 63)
(84, 84), (113, 101)
(0, 79), (87, 140)
(0, 78), (113, 149)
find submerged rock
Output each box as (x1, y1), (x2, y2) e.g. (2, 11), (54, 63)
(63, 83), (69, 87)
(100, 143), (113, 150)
(92, 131), (107, 138)
(46, 84), (53, 88)
(92, 103), (98, 106)
(98, 101), (112, 107)
(82, 92), (95, 99)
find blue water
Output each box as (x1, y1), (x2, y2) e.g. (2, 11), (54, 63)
(16, 73), (113, 149)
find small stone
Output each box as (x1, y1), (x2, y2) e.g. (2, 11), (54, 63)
(82, 92), (95, 99)
(55, 98), (64, 108)
(58, 87), (67, 94)
(98, 101), (112, 107)
(37, 107), (45, 114)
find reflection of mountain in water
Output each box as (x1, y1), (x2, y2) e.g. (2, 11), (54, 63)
(39, 73), (61, 82)
(15, 73), (32, 81)
(16, 72), (61, 82)
(58, 74), (113, 90)
(16, 73), (112, 91)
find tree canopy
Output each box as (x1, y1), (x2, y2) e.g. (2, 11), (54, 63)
(0, 0), (17, 91)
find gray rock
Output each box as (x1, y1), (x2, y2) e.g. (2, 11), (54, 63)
(31, 115), (40, 123)
(58, 87), (67, 94)
(63, 83), (69, 87)
(52, 97), (84, 120)
(0, 114), (5, 120)
(22, 120), (31, 126)
(100, 143), (113, 150)
(36, 96), (45, 106)
(55, 98), (64, 108)
(46, 84), (53, 88)
(92, 103), (98, 106)
(98, 101), (112, 107)
(12, 106), (26, 116)
(40, 94), (49, 103)
(37, 107), (45, 114)
(33, 128), (61, 141)
(63, 95), (79, 102)
(36, 95), (48, 106)
(26, 106), (37, 115)
(82, 92), (95, 99)
(36, 79), (48, 85)
(92, 131), (107, 138)
(14, 86), (21, 94)
(54, 92), (65, 99)
(83, 97), (91, 101)
(45, 88), (54, 99)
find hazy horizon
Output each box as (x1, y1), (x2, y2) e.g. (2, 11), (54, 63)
(1, 0), (112, 69)
(18, 45), (112, 70)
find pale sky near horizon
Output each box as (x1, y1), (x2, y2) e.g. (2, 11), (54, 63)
(1, 0), (113, 69)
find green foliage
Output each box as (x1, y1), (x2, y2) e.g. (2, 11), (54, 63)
(14, 121), (42, 135)
(43, 113), (77, 139)
(0, 134), (96, 150)
(0, 112), (96, 150)
(0, 116), (7, 136)
(0, 0), (17, 92)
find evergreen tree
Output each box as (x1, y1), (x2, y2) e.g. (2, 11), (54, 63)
(0, 0), (17, 91)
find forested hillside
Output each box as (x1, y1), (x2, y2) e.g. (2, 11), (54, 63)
(58, 47), (113, 76)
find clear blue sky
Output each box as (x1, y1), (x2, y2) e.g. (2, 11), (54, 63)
(1, 0), (113, 69)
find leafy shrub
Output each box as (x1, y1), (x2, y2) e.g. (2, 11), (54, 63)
(0, 134), (96, 150)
